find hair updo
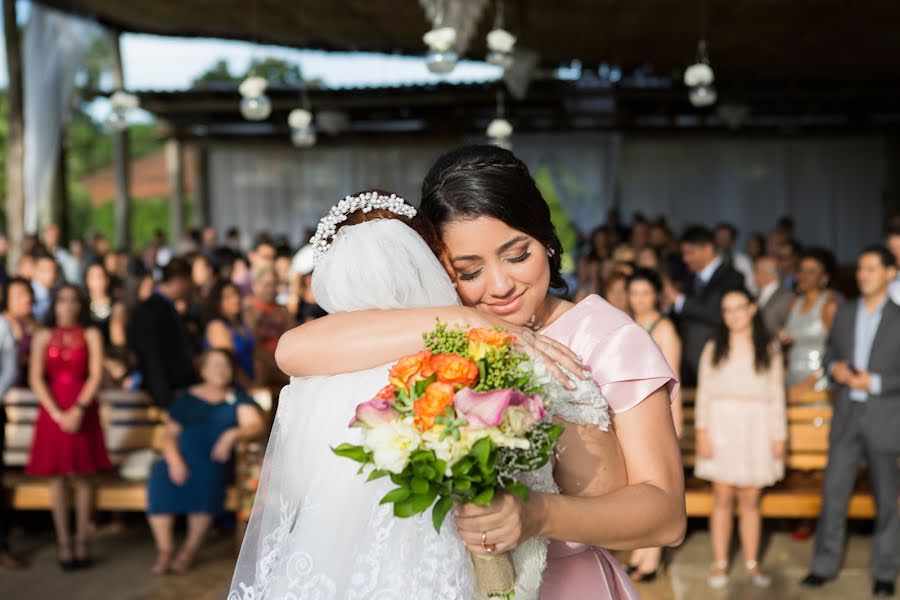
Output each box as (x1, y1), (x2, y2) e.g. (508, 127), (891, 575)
(334, 189), (443, 255)
(417, 145), (566, 292)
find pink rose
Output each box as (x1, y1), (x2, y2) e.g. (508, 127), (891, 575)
(350, 396), (400, 428)
(454, 388), (547, 429)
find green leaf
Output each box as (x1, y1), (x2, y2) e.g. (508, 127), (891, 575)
(452, 457), (475, 476)
(471, 437), (493, 468)
(432, 495), (454, 532)
(504, 482), (530, 503)
(411, 449), (436, 464)
(331, 444), (371, 464)
(472, 487), (495, 506)
(454, 478), (472, 491)
(410, 477), (429, 495)
(411, 487), (439, 513)
(366, 469), (390, 482)
(394, 498), (416, 518)
(380, 487), (411, 505)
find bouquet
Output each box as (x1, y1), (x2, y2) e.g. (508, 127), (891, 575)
(333, 322), (564, 599)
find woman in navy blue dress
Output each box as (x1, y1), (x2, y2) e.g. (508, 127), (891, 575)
(146, 348), (264, 574)
(204, 281), (256, 387)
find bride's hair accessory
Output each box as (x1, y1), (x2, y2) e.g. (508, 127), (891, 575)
(310, 191), (417, 264)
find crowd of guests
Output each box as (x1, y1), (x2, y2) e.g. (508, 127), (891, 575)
(0, 224), (324, 573)
(577, 210), (900, 596)
(0, 213), (898, 594)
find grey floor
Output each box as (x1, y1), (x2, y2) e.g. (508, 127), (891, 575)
(0, 522), (886, 600)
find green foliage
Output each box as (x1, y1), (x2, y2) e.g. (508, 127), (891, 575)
(191, 56), (323, 89)
(533, 164), (578, 274)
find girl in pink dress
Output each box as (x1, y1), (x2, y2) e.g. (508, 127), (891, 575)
(276, 147), (685, 597)
(26, 284), (111, 570)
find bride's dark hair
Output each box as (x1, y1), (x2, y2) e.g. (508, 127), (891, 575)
(417, 145), (566, 291)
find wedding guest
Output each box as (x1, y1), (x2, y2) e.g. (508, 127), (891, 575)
(0, 303), (24, 568)
(774, 238), (802, 290)
(42, 224), (79, 285)
(32, 254), (59, 322)
(746, 232), (766, 262)
(26, 284), (112, 570)
(780, 248), (838, 390)
(190, 253), (218, 306)
(291, 245), (327, 324)
(625, 268), (683, 582)
(636, 246), (663, 272)
(601, 272), (628, 313)
(225, 227), (242, 253)
(695, 288), (785, 590)
(248, 239), (277, 274)
(84, 262), (127, 350)
(127, 259), (198, 407)
(801, 246), (899, 598)
(230, 256), (253, 297)
(2, 277), (38, 385)
(630, 214), (650, 250)
(146, 349), (264, 575)
(574, 259), (603, 303)
(754, 256), (794, 336)
(274, 251), (294, 307)
(664, 226), (744, 386)
(715, 222), (756, 294)
(245, 268), (291, 387)
(204, 281), (255, 386)
(885, 225), (900, 304)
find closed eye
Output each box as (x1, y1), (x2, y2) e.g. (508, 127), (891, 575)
(458, 267), (483, 281)
(507, 250), (532, 264)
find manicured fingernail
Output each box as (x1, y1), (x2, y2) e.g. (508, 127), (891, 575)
(566, 379), (576, 390)
(582, 369), (592, 378)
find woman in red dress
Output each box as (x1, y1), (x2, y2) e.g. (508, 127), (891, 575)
(26, 283), (111, 570)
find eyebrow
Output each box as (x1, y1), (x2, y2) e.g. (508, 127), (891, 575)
(451, 235), (529, 263)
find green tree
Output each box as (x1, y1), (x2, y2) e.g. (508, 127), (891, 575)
(191, 56), (322, 88)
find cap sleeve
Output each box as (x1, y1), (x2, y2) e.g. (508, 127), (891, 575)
(584, 322), (680, 414)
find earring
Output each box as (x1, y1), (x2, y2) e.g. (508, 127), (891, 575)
(452, 281), (458, 289)
(547, 247), (556, 258)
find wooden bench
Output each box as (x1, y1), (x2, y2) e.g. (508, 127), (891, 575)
(680, 387), (876, 519)
(2, 387), (271, 516)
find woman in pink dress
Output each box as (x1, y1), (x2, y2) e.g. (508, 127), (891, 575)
(277, 146), (684, 597)
(26, 284), (111, 570)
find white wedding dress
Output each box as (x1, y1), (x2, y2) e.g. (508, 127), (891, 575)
(229, 219), (552, 600)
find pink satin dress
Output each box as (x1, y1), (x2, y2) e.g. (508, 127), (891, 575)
(538, 295), (679, 599)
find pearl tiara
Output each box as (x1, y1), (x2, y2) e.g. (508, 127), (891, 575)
(310, 191), (418, 264)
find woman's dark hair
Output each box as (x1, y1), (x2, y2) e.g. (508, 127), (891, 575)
(711, 287), (772, 373)
(199, 347), (238, 379)
(627, 267), (663, 295)
(418, 145), (567, 292)
(1, 276), (35, 312)
(45, 283), (91, 329)
(204, 280), (242, 325)
(799, 246), (837, 285)
(83, 260), (111, 295)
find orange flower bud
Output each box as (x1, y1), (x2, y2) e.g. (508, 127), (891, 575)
(413, 382), (456, 430)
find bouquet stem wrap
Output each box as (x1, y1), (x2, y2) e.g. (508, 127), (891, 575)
(471, 550), (516, 599)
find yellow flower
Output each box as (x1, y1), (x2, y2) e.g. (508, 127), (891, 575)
(467, 328), (516, 361)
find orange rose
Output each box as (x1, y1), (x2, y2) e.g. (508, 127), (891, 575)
(467, 328), (516, 360)
(413, 382), (456, 430)
(389, 350), (434, 392)
(375, 385), (396, 401)
(430, 353), (479, 388)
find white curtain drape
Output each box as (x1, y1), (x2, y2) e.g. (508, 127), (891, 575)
(617, 136), (886, 260)
(208, 134), (885, 260)
(22, 5), (93, 232)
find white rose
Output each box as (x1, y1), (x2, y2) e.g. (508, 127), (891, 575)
(363, 418), (422, 474)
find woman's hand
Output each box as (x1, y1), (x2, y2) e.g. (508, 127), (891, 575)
(511, 328), (588, 391)
(454, 492), (544, 555)
(771, 439), (786, 460)
(776, 329), (794, 346)
(696, 430), (714, 459)
(168, 457), (190, 486)
(210, 429), (238, 463)
(57, 407), (84, 434)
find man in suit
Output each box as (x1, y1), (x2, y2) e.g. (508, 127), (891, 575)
(887, 225), (900, 305)
(754, 255), (794, 336)
(714, 222), (757, 294)
(802, 245), (899, 597)
(664, 225), (745, 386)
(127, 258), (199, 407)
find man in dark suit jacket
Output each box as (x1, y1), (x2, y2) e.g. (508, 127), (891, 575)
(802, 245), (899, 597)
(127, 258), (199, 407)
(754, 255), (794, 336)
(664, 226), (744, 386)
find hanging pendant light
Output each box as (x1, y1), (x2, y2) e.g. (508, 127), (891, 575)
(289, 108), (316, 148)
(106, 90), (139, 131)
(424, 26), (459, 74)
(486, 1), (515, 70)
(239, 75), (272, 121)
(689, 84), (717, 108)
(487, 90), (512, 149)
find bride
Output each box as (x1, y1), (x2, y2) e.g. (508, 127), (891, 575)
(229, 193), (570, 599)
